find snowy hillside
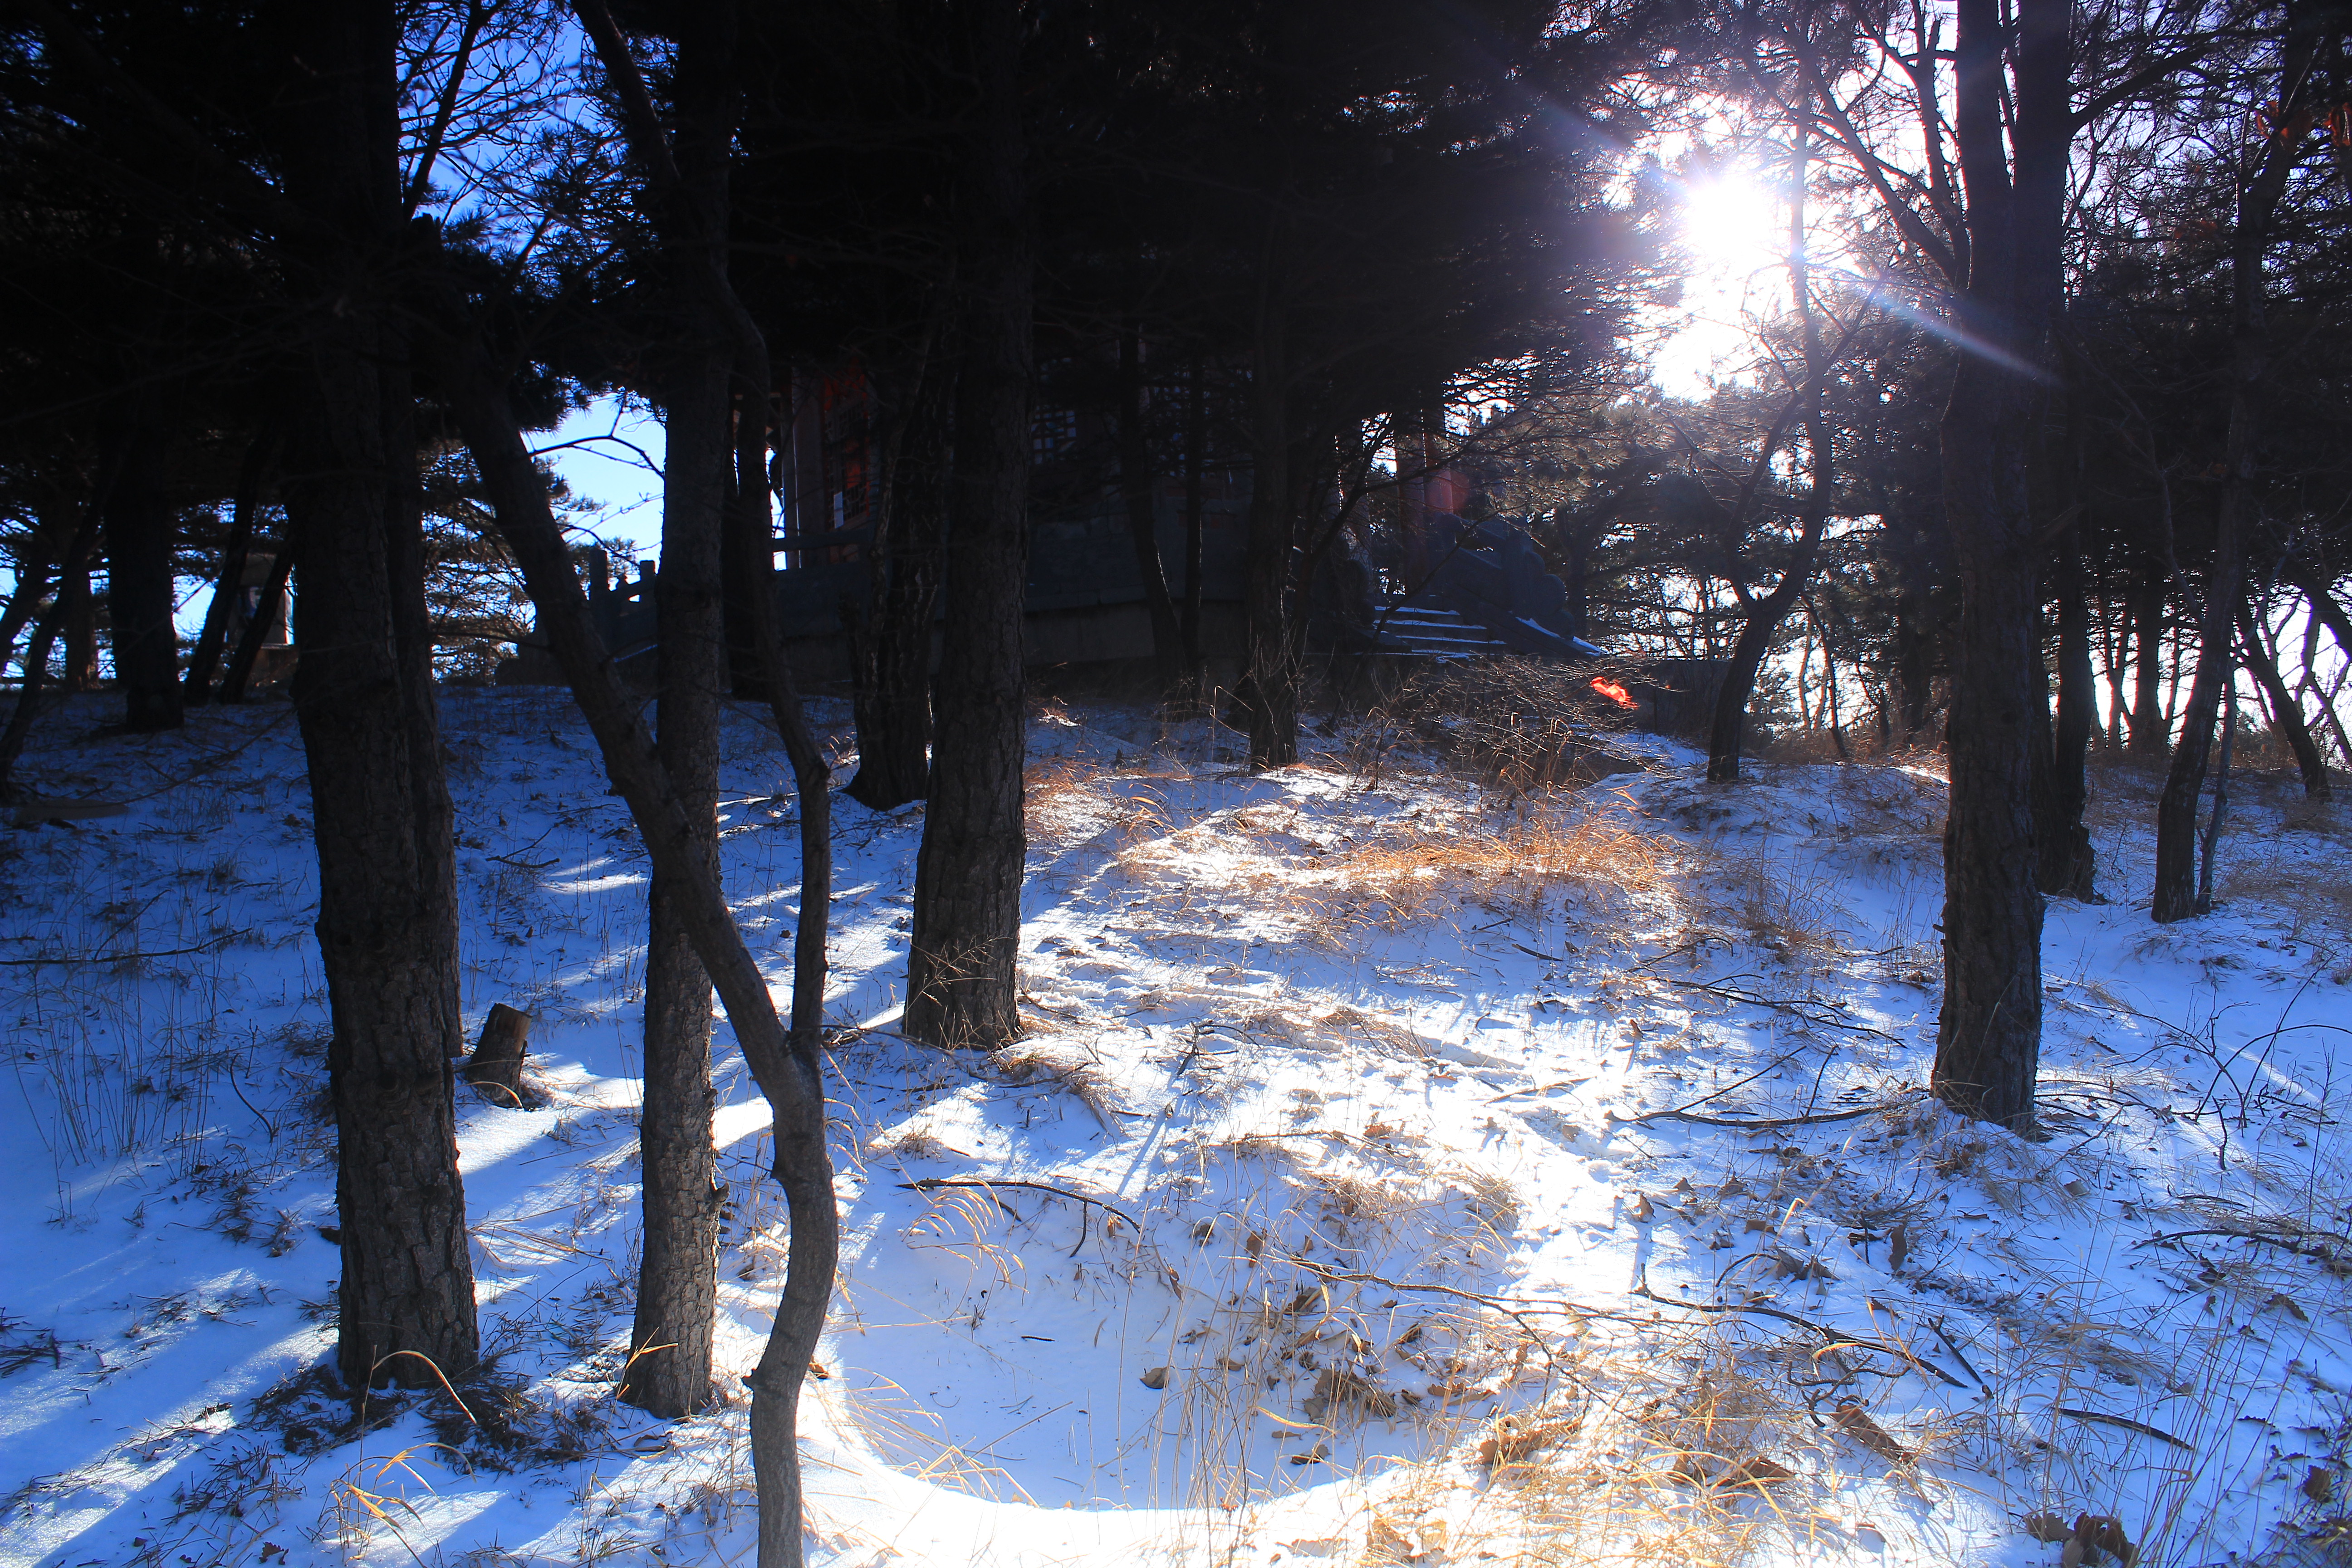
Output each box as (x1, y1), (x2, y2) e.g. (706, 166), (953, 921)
(3, 687), (2349, 1568)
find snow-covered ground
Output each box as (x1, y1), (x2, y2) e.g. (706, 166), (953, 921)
(2, 686), (2348, 1568)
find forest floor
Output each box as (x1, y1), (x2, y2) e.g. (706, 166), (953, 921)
(2, 684), (2351, 1568)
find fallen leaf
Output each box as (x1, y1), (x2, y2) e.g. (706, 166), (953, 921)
(2264, 1292), (2311, 1323)
(2024, 1512), (2073, 1544)
(2066, 1514), (2137, 1567)
(1833, 1399), (1910, 1462)
(1629, 1194), (1654, 1222)
(1140, 1366), (1170, 1390)
(1720, 1455), (1795, 1490)
(1366, 1514), (1415, 1566)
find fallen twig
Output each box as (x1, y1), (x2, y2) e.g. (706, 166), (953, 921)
(1610, 1099), (1901, 1132)
(1926, 1315), (1986, 1388)
(2137, 1228), (2351, 1263)
(0, 931), (252, 966)
(898, 1178), (1138, 1233)
(2057, 1407), (2194, 1453)
(1631, 1284), (1967, 1387)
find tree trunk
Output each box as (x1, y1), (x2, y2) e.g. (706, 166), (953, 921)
(0, 528), (61, 680)
(219, 535), (295, 704)
(624, 357), (729, 1420)
(1928, 0), (2050, 1133)
(906, 0), (1030, 1050)
(1117, 319), (1182, 699)
(562, 6), (841, 1549)
(107, 416), (184, 732)
(276, 0), (475, 1395)
(2037, 519), (2097, 897)
(1181, 353), (1206, 682)
(59, 554), (100, 692)
(603, 0), (753, 1420)
(0, 512), (102, 801)
(434, 302), (835, 1568)
(2239, 600), (2328, 799)
(2287, 561), (2352, 667)
(1710, 113), (1829, 785)
(845, 342), (948, 812)
(1242, 295), (1297, 769)
(2128, 555), (2169, 755)
(2153, 22), (2312, 922)
(461, 1003), (534, 1104)
(720, 439), (772, 704)
(1892, 579), (1931, 739)
(186, 432), (274, 705)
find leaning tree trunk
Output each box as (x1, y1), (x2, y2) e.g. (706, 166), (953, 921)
(605, 0), (751, 1419)
(2239, 599), (2329, 800)
(565, 6), (841, 1551)
(2152, 22), (2311, 922)
(906, 0), (1031, 1051)
(186, 431), (274, 705)
(0, 511), (103, 801)
(0, 524), (62, 680)
(1708, 113), (1831, 787)
(278, 0), (475, 1395)
(431, 295), (835, 1568)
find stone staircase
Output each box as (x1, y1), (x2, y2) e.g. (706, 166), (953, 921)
(1371, 602), (1514, 660)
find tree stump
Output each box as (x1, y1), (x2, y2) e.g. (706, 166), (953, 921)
(463, 1003), (536, 1107)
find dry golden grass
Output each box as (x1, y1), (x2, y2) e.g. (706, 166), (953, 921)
(1348, 657), (1651, 796)
(988, 1041), (1126, 1125)
(1323, 803), (1675, 931)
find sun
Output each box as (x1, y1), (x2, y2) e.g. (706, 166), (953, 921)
(1679, 173), (1786, 279)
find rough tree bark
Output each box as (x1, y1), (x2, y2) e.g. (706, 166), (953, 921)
(275, 0), (476, 1392)
(906, 0), (1031, 1050)
(566, 0), (741, 1421)
(2017, 4), (2092, 901)
(433, 316), (835, 1568)
(626, 352), (728, 1418)
(1927, 0), (2054, 1132)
